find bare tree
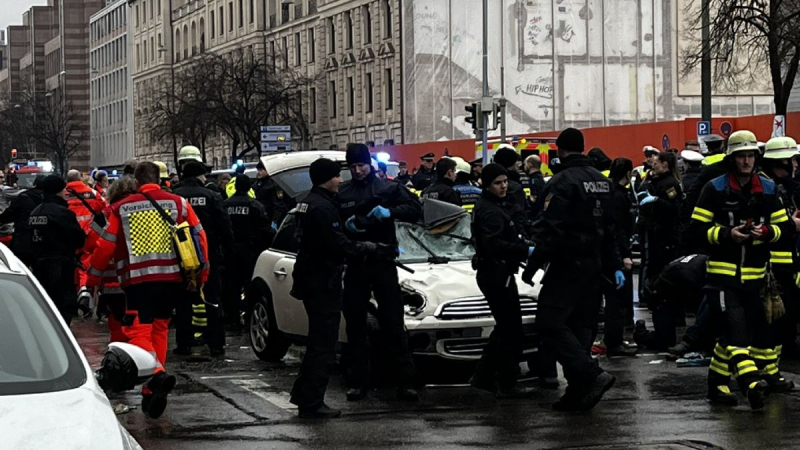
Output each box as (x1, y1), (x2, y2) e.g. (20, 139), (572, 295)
(681, 0), (800, 115)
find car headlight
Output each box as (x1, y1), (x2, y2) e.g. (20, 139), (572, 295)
(400, 287), (427, 316)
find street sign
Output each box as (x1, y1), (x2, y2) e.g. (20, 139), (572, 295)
(261, 142), (291, 152)
(773, 115), (786, 138)
(261, 132), (289, 142)
(260, 125), (291, 132)
(697, 121), (711, 137)
(720, 121), (733, 137)
(661, 134), (670, 152)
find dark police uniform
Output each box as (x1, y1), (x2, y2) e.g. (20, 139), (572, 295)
(527, 171), (546, 220)
(471, 190), (529, 390)
(173, 177), (234, 353)
(28, 194), (85, 324)
(421, 178), (461, 206)
(505, 170), (531, 239)
(638, 172), (682, 305)
(395, 172), (412, 186)
(289, 186), (390, 412)
(223, 191), (272, 325)
(338, 172), (421, 391)
(254, 176), (295, 227)
(0, 186), (43, 266)
(604, 181), (637, 350)
(523, 153), (621, 405)
(681, 166), (703, 194)
(411, 166), (437, 191)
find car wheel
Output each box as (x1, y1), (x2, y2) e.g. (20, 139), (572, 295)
(248, 286), (290, 362)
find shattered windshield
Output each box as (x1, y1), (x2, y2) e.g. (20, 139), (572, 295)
(396, 215), (474, 264)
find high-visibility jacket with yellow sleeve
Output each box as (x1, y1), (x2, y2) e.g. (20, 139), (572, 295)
(86, 183), (209, 288)
(689, 173), (790, 288)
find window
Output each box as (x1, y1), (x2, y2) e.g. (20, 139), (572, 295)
(239, 0), (244, 27)
(344, 11), (353, 50)
(347, 76), (354, 116)
(175, 29), (181, 61)
(219, 7), (224, 35)
(150, 0), (153, 20)
(282, 36), (288, 67)
(211, 11), (215, 38)
(294, 32), (301, 66)
(383, 0), (392, 39)
(250, 0), (254, 23)
(143, 1), (147, 22)
(136, 43), (140, 68)
(158, 0), (161, 16)
(150, 37), (154, 61)
(229, 3), (234, 31)
(384, 68), (393, 109)
(329, 80), (337, 118)
(363, 5), (372, 44)
(135, 4), (140, 26)
(365, 72), (373, 113)
(308, 27), (315, 62)
(143, 40), (148, 65)
(270, 41), (276, 70)
(327, 18), (335, 54)
(281, 1), (290, 23)
(310, 87), (316, 123)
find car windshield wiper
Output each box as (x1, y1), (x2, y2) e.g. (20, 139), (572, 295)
(407, 232), (450, 264)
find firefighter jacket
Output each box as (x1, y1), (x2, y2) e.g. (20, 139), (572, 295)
(87, 184), (209, 288)
(65, 181), (106, 233)
(292, 186), (384, 308)
(526, 154), (621, 278)
(224, 192), (272, 252)
(472, 190), (529, 275)
(763, 175), (800, 280)
(27, 194), (85, 262)
(173, 177), (234, 264)
(689, 173), (791, 288)
(422, 178), (462, 206)
(339, 172), (422, 248)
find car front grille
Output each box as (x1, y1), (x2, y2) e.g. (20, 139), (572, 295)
(434, 297), (537, 320)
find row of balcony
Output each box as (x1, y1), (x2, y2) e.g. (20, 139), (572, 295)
(172, 0), (206, 21)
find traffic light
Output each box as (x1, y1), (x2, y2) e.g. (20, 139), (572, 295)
(465, 102), (482, 132)
(10, 149), (17, 159)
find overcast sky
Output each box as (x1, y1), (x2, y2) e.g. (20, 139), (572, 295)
(1, 0), (48, 38)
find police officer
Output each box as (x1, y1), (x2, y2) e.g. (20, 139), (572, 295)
(680, 134), (726, 227)
(173, 161), (234, 357)
(339, 143), (422, 401)
(680, 149), (705, 193)
(253, 161), (295, 228)
(28, 175), (86, 325)
(0, 174), (44, 266)
(411, 152), (437, 190)
(524, 155), (546, 220)
(470, 163), (536, 398)
(289, 158), (395, 419)
(493, 146), (530, 237)
(223, 176), (272, 330)
(421, 158), (461, 205)
(395, 161), (412, 186)
(452, 157), (481, 212)
(688, 130), (791, 409)
(522, 128), (623, 411)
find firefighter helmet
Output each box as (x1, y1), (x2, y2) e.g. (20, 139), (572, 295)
(726, 130), (760, 156)
(154, 161), (169, 179)
(763, 136), (799, 160)
(178, 145), (202, 163)
(449, 156), (471, 174)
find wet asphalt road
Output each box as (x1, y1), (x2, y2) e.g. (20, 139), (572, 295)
(73, 315), (800, 450)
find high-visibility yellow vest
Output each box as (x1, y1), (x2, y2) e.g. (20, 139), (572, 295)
(227, 177), (256, 198)
(702, 153), (725, 166)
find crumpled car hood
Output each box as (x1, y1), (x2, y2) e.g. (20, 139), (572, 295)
(398, 260), (541, 318)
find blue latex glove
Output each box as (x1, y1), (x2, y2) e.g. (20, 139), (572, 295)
(345, 216), (366, 233)
(615, 270), (626, 290)
(528, 246), (535, 257)
(271, 221), (278, 231)
(368, 205), (391, 220)
(639, 194), (657, 205)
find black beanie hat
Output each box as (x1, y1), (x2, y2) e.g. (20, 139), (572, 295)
(481, 163), (508, 188)
(556, 127), (585, 153)
(40, 175), (67, 195)
(310, 158), (341, 186)
(235, 175), (252, 193)
(182, 161), (206, 178)
(346, 143), (372, 166)
(493, 148), (519, 169)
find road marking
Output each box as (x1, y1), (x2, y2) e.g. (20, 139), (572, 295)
(200, 374), (257, 380)
(231, 379), (298, 415)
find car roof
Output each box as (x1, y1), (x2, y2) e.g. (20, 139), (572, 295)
(259, 151), (348, 174)
(0, 243), (27, 275)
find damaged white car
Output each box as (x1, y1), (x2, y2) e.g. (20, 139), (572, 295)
(246, 151), (542, 365)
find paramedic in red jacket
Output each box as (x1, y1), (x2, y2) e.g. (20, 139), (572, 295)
(65, 169), (107, 309)
(87, 162), (209, 419)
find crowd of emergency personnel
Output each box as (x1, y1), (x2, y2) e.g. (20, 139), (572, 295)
(1, 125), (800, 420)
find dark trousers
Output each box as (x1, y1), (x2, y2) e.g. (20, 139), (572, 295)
(33, 257), (77, 326)
(604, 268), (634, 348)
(474, 271), (524, 389)
(536, 271), (602, 386)
(290, 302), (341, 410)
(342, 258), (415, 388)
(223, 247), (258, 324)
(176, 264), (225, 351)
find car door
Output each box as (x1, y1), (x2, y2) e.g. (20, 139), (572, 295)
(263, 213), (309, 337)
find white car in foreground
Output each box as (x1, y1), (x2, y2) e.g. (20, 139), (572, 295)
(247, 151), (542, 365)
(0, 244), (142, 450)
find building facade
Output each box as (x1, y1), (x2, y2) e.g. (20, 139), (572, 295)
(90, 0), (135, 168)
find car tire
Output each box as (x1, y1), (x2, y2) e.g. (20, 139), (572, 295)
(247, 281), (290, 362)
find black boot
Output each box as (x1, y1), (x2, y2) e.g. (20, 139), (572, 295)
(496, 385), (537, 399)
(346, 387), (369, 402)
(578, 372), (616, 411)
(143, 372), (177, 419)
(746, 380), (768, 410)
(299, 404), (342, 419)
(707, 384), (738, 406)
